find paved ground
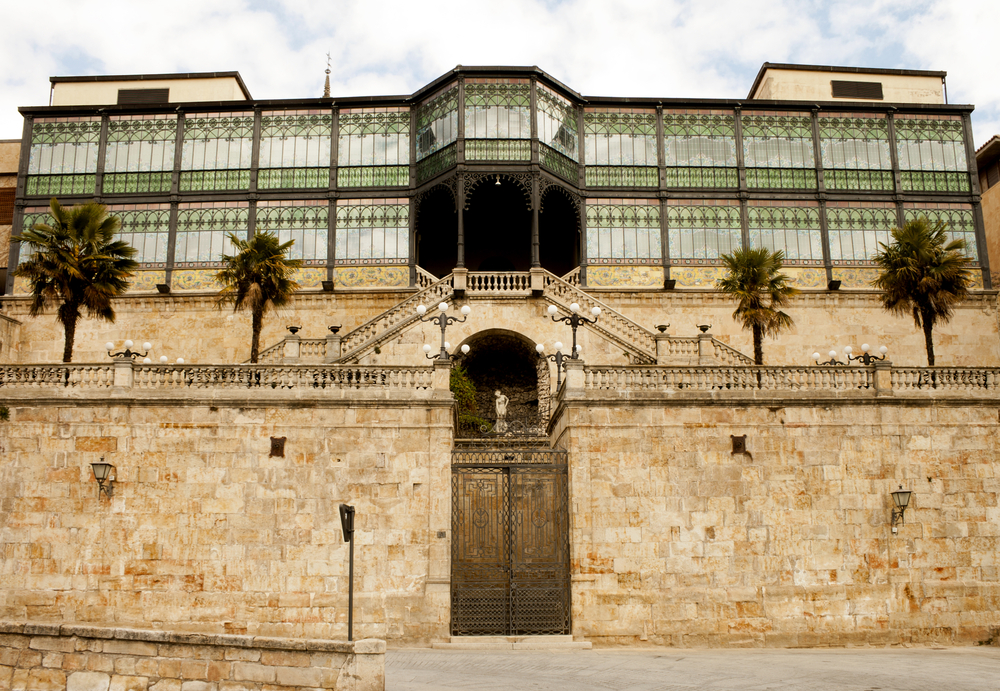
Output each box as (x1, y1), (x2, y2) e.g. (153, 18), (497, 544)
(387, 646), (1000, 690)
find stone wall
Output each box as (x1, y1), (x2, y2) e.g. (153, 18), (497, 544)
(0, 312), (19, 363)
(1, 289), (997, 369)
(0, 385), (453, 644)
(0, 621), (384, 690)
(552, 380), (1000, 647)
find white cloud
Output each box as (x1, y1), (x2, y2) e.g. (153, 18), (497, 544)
(1, 0), (996, 146)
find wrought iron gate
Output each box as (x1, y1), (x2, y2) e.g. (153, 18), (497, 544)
(451, 446), (570, 636)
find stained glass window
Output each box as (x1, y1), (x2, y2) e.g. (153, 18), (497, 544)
(179, 112), (254, 191)
(14, 207), (55, 265)
(259, 110), (332, 189)
(666, 201), (742, 260)
(174, 202), (249, 265)
(748, 202), (823, 262)
(26, 117), (101, 196)
(584, 109), (658, 187)
(335, 199), (409, 264)
(904, 204), (978, 260)
(104, 114), (177, 194)
(895, 116), (969, 193)
(537, 84), (578, 181)
(662, 111), (737, 188)
(825, 202), (897, 262)
(742, 112), (817, 189)
(818, 114), (893, 191)
(108, 203), (171, 265)
(337, 108), (409, 187)
(255, 201), (329, 263)
(585, 199), (661, 263)
(464, 79), (531, 161)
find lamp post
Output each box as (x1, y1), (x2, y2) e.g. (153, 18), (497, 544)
(417, 302), (471, 360)
(105, 340), (151, 360)
(812, 350), (845, 366)
(547, 303), (600, 359)
(423, 343), (471, 360)
(536, 342), (570, 389)
(846, 344), (889, 365)
(338, 504), (355, 640)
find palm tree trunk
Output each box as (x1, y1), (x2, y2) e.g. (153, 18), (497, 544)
(752, 323), (764, 366)
(921, 308), (936, 367)
(61, 306), (80, 363)
(250, 309), (263, 364)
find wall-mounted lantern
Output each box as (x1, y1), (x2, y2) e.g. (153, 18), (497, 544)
(91, 458), (115, 499)
(891, 485), (912, 533)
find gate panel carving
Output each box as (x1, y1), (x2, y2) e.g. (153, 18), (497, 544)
(451, 448), (569, 636)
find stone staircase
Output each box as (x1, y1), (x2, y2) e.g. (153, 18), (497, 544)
(255, 267), (753, 366)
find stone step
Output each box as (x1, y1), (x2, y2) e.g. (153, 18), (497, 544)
(432, 635), (592, 650)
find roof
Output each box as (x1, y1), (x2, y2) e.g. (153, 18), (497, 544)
(49, 71), (253, 100)
(747, 62), (947, 99)
(976, 135), (1000, 169)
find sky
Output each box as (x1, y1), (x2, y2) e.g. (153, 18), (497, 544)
(1, 0), (998, 148)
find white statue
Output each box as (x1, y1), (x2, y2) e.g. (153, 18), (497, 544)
(494, 390), (509, 433)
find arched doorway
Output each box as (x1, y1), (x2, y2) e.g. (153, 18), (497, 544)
(539, 187), (580, 278)
(457, 331), (549, 431)
(464, 178), (532, 271)
(415, 186), (457, 278)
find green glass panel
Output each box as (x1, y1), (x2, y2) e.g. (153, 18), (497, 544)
(103, 172), (172, 194)
(664, 167), (737, 188)
(337, 166), (408, 188)
(258, 168), (328, 189)
(540, 145), (578, 182)
(464, 139), (531, 161)
(537, 85), (578, 161)
(823, 169), (894, 191)
(825, 206), (896, 261)
(900, 171), (970, 193)
(745, 168), (817, 189)
(586, 203), (661, 261)
(416, 86), (458, 161)
(416, 144), (457, 182)
(904, 207), (977, 259)
(748, 205), (823, 261)
(255, 204), (329, 261)
(666, 204), (742, 260)
(585, 166), (658, 187)
(25, 174), (96, 196)
(179, 170), (251, 191)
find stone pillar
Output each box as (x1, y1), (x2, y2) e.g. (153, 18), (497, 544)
(874, 361), (893, 397)
(432, 359), (452, 397)
(697, 333), (714, 366)
(112, 358), (133, 391)
(325, 332), (342, 363)
(282, 333), (300, 364)
(529, 267), (546, 296)
(452, 267), (468, 297)
(563, 358), (585, 399)
(655, 333), (671, 365)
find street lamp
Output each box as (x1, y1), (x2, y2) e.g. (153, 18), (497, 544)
(812, 350), (844, 366)
(891, 485), (912, 533)
(106, 340), (151, 360)
(846, 344), (889, 365)
(417, 302), (471, 360)
(547, 303), (600, 360)
(536, 342), (570, 389)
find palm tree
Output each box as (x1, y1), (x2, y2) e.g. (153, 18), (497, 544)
(13, 198), (137, 362)
(717, 247), (797, 365)
(216, 230), (301, 363)
(872, 217), (972, 366)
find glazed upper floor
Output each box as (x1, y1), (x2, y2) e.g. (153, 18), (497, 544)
(13, 65), (979, 202)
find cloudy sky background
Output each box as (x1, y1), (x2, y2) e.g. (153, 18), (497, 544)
(1, 0), (997, 147)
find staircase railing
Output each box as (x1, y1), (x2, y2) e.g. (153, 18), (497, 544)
(337, 273), (455, 363)
(466, 272), (531, 294)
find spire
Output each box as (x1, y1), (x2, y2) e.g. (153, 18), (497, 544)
(323, 52), (331, 98)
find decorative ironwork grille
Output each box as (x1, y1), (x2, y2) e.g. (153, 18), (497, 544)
(585, 199), (661, 263)
(537, 85), (578, 162)
(108, 204), (171, 265)
(825, 203), (897, 262)
(666, 201), (742, 260)
(465, 81), (531, 139)
(174, 203), (249, 266)
(15, 208), (55, 265)
(584, 109), (657, 187)
(255, 201), (329, 263)
(416, 86), (458, 162)
(451, 447), (570, 636)
(335, 199), (409, 264)
(818, 114), (893, 191)
(663, 111), (738, 188)
(747, 202), (823, 262)
(894, 116), (969, 192)
(904, 205), (978, 260)
(338, 108), (409, 187)
(416, 144), (457, 182)
(742, 113), (817, 189)
(26, 117), (101, 196)
(259, 110), (332, 189)
(179, 112), (254, 191)
(105, 114), (178, 194)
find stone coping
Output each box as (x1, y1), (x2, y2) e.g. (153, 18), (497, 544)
(0, 621), (386, 655)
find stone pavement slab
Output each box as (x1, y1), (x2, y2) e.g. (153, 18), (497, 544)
(387, 647), (1000, 691)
